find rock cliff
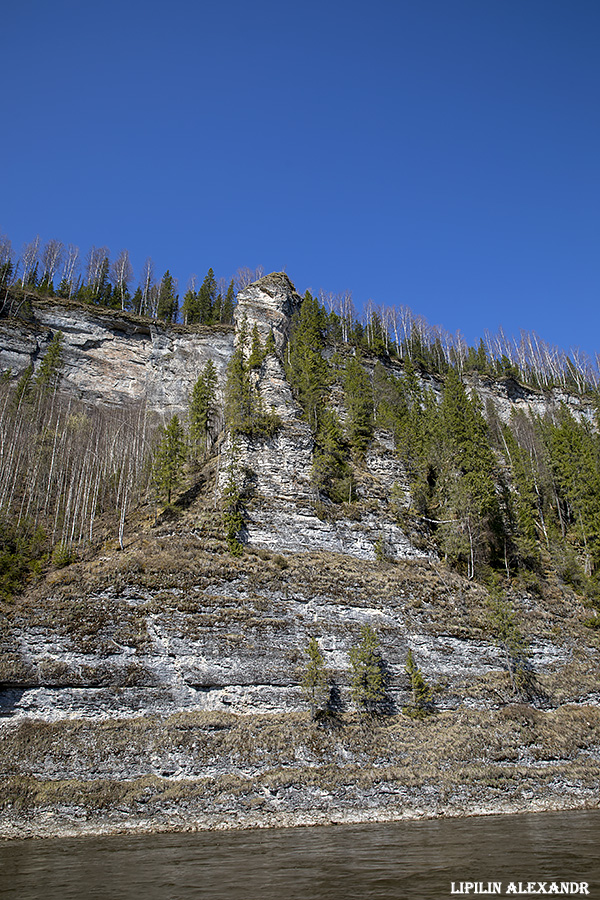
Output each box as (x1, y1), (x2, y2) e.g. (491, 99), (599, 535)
(0, 276), (599, 839)
(0, 299), (234, 417)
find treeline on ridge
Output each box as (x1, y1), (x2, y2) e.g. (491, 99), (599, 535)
(281, 291), (600, 605)
(1, 228), (599, 393)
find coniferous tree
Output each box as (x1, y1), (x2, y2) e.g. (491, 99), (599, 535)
(543, 409), (600, 575)
(344, 353), (374, 453)
(153, 415), (187, 504)
(404, 650), (433, 717)
(224, 339), (280, 439)
(181, 286), (199, 324)
(130, 287), (144, 315)
(35, 332), (64, 398)
(264, 328), (276, 356)
(156, 271), (178, 323)
(486, 595), (530, 697)
(301, 637), (329, 720)
(224, 348), (254, 436)
(247, 323), (264, 370)
(287, 291), (330, 431)
(221, 280), (235, 324)
(311, 409), (354, 503)
(349, 624), (387, 716)
(437, 368), (501, 578)
(189, 360), (218, 459)
(197, 268), (217, 324)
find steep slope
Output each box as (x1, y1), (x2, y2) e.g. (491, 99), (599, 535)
(0, 275), (599, 839)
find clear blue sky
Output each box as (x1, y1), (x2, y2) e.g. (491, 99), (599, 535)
(3, 0), (599, 359)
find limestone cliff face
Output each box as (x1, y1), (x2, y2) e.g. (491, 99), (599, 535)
(1, 282), (600, 839)
(0, 280), (594, 565)
(234, 272), (302, 352)
(0, 300), (234, 418)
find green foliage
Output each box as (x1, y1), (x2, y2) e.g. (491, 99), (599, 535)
(247, 323), (264, 370)
(189, 360), (218, 460)
(184, 268), (218, 324)
(343, 353), (374, 453)
(156, 270), (178, 323)
(300, 637), (329, 720)
(0, 521), (46, 601)
(221, 280), (235, 324)
(153, 415), (187, 504)
(35, 332), (64, 397)
(311, 409), (355, 503)
(286, 291), (330, 431)
(542, 408), (600, 575)
(403, 650), (433, 718)
(198, 268), (217, 324)
(224, 347), (281, 439)
(486, 595), (530, 697)
(349, 624), (388, 716)
(264, 328), (276, 356)
(13, 363), (34, 409)
(52, 542), (75, 568)
(436, 369), (502, 578)
(222, 460), (244, 556)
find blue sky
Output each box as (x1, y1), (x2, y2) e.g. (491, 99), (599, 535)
(3, 0), (599, 359)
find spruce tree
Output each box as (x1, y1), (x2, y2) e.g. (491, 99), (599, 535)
(349, 624), (387, 716)
(35, 332), (64, 398)
(224, 348), (254, 436)
(404, 650), (433, 717)
(221, 280), (235, 324)
(189, 360), (218, 459)
(181, 287), (199, 324)
(247, 323), (264, 370)
(287, 291), (329, 431)
(344, 353), (374, 453)
(156, 271), (178, 323)
(301, 637), (329, 720)
(153, 415), (187, 504)
(197, 268), (217, 324)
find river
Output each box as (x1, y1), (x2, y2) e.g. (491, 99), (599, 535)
(0, 810), (598, 899)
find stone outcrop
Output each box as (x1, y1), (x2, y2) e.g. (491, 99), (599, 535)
(0, 300), (234, 418)
(1, 278), (600, 839)
(234, 272), (302, 352)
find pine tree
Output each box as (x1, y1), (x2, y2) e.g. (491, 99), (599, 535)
(197, 268), (217, 324)
(189, 360), (218, 459)
(156, 271), (178, 323)
(349, 624), (387, 716)
(247, 323), (264, 370)
(301, 637), (329, 720)
(311, 409), (354, 503)
(181, 287), (199, 324)
(404, 650), (433, 717)
(35, 332), (64, 398)
(344, 353), (374, 453)
(153, 415), (187, 504)
(287, 291), (329, 431)
(221, 280), (235, 324)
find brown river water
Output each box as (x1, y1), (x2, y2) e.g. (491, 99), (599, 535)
(0, 810), (598, 900)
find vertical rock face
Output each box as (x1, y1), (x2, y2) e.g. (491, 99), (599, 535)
(0, 302), (234, 418)
(234, 272), (302, 352)
(224, 276), (429, 562)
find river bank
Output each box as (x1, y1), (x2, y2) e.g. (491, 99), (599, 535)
(1, 706), (599, 841)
